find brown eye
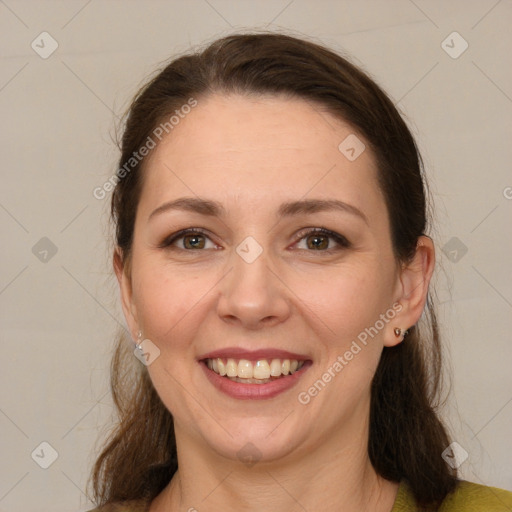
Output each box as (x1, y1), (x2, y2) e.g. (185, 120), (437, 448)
(305, 233), (329, 250)
(160, 228), (216, 250)
(295, 228), (350, 252)
(182, 233), (206, 249)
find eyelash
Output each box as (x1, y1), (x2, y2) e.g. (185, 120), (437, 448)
(159, 227), (351, 253)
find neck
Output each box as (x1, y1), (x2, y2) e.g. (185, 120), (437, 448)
(150, 420), (399, 512)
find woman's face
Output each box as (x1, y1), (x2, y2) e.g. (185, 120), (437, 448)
(118, 93), (407, 464)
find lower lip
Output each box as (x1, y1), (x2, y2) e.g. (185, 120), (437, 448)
(199, 360), (312, 400)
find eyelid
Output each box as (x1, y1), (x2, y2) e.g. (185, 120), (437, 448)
(292, 227), (351, 250)
(158, 227), (216, 249)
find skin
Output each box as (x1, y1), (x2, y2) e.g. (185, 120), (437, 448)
(114, 93), (435, 512)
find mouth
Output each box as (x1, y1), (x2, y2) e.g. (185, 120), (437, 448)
(202, 357), (307, 383)
(198, 352), (313, 400)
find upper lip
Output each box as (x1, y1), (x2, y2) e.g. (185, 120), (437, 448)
(198, 347), (311, 361)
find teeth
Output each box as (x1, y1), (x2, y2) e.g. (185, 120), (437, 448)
(206, 357), (306, 380)
(237, 359), (253, 378)
(253, 360), (270, 379)
(226, 359), (238, 377)
(270, 359), (282, 377)
(217, 358), (227, 376)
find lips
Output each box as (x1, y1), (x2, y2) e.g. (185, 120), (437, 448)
(198, 347), (311, 361)
(200, 359), (312, 399)
(198, 347), (313, 400)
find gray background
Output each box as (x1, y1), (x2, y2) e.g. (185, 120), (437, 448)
(1, 1), (511, 511)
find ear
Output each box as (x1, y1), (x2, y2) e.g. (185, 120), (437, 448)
(384, 235), (435, 347)
(113, 247), (139, 341)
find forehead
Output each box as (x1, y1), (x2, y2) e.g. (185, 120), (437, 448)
(138, 93), (384, 221)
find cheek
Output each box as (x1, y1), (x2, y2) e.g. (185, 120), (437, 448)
(295, 263), (392, 398)
(132, 261), (218, 348)
(132, 266), (216, 416)
(294, 262), (388, 338)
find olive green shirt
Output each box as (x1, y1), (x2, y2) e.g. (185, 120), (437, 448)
(88, 479), (512, 511)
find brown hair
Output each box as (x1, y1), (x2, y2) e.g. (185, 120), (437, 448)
(90, 31), (458, 508)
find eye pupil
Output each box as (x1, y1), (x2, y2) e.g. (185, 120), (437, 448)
(184, 234), (205, 249)
(307, 234), (328, 250)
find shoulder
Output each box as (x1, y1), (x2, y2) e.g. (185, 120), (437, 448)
(439, 480), (512, 511)
(86, 500), (150, 512)
(392, 480), (512, 511)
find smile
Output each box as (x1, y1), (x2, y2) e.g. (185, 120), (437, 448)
(200, 357), (312, 400)
(205, 357), (306, 383)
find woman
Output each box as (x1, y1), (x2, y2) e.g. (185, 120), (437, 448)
(87, 32), (512, 511)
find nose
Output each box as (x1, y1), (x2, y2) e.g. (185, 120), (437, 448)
(216, 246), (291, 330)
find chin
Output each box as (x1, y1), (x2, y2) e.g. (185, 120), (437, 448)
(202, 419), (306, 465)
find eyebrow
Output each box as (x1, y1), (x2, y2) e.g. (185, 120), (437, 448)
(148, 197), (369, 225)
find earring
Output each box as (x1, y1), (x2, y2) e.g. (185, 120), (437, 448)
(136, 330), (143, 350)
(394, 327), (408, 338)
